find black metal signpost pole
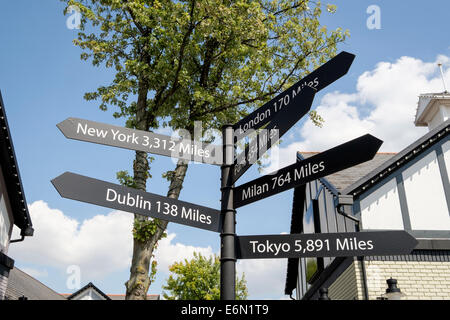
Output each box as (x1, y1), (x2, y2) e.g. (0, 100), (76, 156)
(220, 124), (236, 300)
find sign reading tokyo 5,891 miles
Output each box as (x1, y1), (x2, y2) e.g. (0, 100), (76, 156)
(236, 231), (418, 259)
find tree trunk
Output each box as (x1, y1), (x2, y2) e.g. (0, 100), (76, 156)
(125, 158), (189, 299)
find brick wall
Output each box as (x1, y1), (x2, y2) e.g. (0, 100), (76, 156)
(355, 260), (450, 300)
(328, 260), (450, 300)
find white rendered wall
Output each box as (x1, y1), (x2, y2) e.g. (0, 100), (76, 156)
(402, 150), (450, 230)
(360, 178), (404, 230)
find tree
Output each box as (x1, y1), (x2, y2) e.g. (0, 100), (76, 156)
(62, 0), (348, 299)
(163, 252), (247, 300)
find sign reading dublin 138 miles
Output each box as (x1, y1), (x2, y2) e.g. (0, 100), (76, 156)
(236, 231), (418, 259)
(52, 172), (222, 233)
(57, 118), (222, 165)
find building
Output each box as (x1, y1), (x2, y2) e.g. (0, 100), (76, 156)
(0, 91), (34, 300)
(62, 282), (160, 300)
(285, 91), (450, 300)
(4, 267), (65, 300)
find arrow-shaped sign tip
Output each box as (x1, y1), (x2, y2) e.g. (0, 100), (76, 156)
(364, 134), (384, 156)
(342, 51), (356, 60)
(51, 172), (72, 197)
(56, 119), (70, 138)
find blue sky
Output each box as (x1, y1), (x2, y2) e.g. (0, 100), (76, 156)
(1, 1), (449, 299)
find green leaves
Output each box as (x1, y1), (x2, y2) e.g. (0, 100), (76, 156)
(63, 0), (348, 135)
(133, 219), (158, 243)
(162, 252), (248, 300)
(62, 0), (348, 299)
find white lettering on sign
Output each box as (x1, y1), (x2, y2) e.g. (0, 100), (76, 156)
(336, 237), (374, 251)
(179, 142), (211, 158)
(244, 236), (378, 258)
(73, 120), (215, 161)
(238, 161), (326, 202)
(105, 188), (212, 225)
(77, 122), (108, 138)
(237, 109), (272, 135)
(106, 188), (151, 210)
(242, 183), (269, 200)
(249, 240), (291, 256)
(294, 161), (325, 180)
(111, 129), (139, 144)
(236, 77), (319, 135)
(181, 207), (212, 225)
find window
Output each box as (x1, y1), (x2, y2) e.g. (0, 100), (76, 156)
(303, 197), (324, 284)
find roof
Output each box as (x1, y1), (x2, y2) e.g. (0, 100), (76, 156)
(5, 267), (66, 300)
(63, 282), (160, 300)
(66, 282), (111, 300)
(107, 294), (160, 300)
(298, 152), (396, 192)
(415, 91), (450, 126)
(0, 90), (32, 233)
(342, 119), (450, 197)
(418, 91), (450, 98)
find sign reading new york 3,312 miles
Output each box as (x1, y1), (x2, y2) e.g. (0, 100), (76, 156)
(57, 118), (223, 165)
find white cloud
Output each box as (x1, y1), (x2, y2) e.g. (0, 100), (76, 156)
(154, 234), (215, 272)
(237, 259), (287, 300)
(262, 55), (450, 173)
(9, 201), (293, 299)
(9, 200), (134, 279)
(9, 201), (217, 280)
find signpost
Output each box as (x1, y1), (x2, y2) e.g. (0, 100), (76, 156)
(233, 86), (316, 183)
(52, 51), (418, 301)
(236, 231), (419, 259)
(57, 118), (222, 166)
(52, 172), (222, 233)
(234, 51), (356, 140)
(232, 51), (356, 183)
(234, 134), (383, 208)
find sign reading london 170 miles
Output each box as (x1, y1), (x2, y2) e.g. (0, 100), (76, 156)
(232, 51), (356, 183)
(233, 51), (356, 140)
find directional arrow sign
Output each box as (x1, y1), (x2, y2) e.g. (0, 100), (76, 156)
(233, 51), (355, 140)
(236, 231), (418, 259)
(233, 86), (316, 183)
(234, 134), (383, 208)
(57, 118), (222, 166)
(52, 172), (222, 233)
